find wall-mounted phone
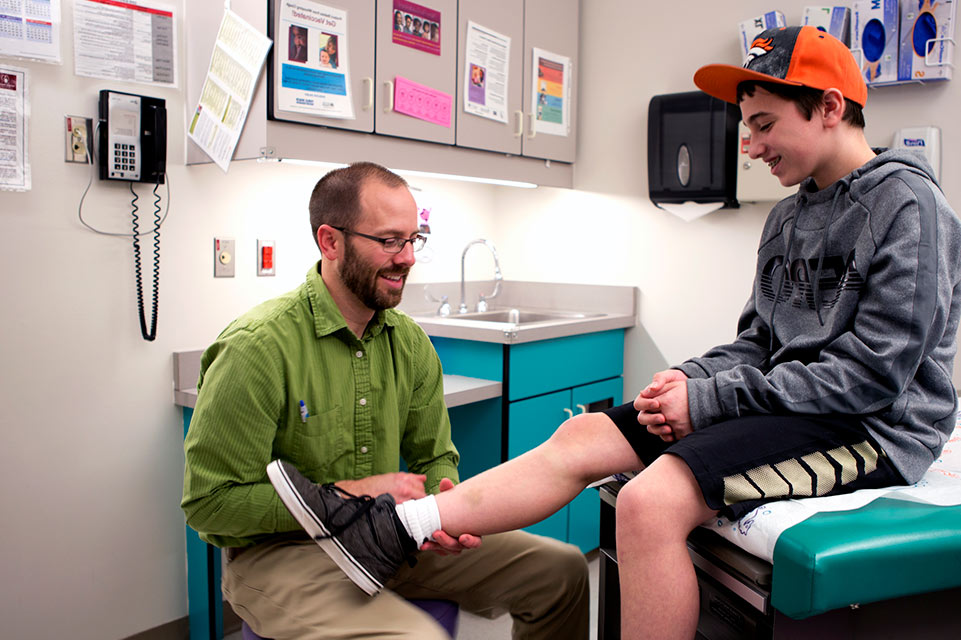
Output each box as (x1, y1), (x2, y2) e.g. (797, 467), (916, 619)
(98, 90), (167, 184)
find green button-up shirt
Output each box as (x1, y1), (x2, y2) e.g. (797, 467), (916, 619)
(182, 262), (458, 548)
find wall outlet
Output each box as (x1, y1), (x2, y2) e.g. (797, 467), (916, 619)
(65, 115), (93, 163)
(214, 237), (235, 277)
(257, 240), (275, 276)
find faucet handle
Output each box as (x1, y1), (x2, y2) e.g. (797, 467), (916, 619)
(475, 294), (489, 313)
(438, 295), (451, 317)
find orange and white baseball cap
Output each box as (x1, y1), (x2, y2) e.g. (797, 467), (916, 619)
(694, 25), (867, 108)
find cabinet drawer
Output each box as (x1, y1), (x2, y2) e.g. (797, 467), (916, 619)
(431, 337), (504, 382)
(508, 330), (624, 400)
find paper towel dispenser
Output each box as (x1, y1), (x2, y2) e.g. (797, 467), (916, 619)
(648, 91), (739, 208)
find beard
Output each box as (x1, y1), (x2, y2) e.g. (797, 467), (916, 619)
(340, 238), (409, 310)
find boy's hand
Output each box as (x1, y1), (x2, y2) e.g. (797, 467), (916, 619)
(634, 370), (691, 442)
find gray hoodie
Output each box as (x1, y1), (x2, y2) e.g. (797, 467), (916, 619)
(678, 149), (961, 484)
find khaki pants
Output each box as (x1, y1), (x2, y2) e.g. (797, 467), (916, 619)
(222, 530), (590, 640)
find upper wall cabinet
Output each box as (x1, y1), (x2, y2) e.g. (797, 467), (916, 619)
(267, 0), (376, 133)
(375, 0), (458, 144)
(185, 0), (579, 187)
(455, 0), (578, 162)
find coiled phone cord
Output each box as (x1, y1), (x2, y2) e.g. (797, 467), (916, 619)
(130, 181), (161, 341)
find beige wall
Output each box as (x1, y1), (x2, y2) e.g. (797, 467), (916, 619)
(1, 1), (958, 637)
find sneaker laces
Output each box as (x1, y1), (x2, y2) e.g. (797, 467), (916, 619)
(314, 483), (377, 539)
(316, 483), (418, 568)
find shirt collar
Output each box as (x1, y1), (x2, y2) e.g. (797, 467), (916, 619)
(304, 261), (398, 340)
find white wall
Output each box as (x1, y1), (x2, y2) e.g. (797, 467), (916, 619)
(1, 1), (958, 638)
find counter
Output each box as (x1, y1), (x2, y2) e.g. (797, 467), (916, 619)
(173, 350), (501, 409)
(400, 280), (638, 344)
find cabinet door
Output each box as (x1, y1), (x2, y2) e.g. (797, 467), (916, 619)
(375, 0), (457, 143)
(521, 0), (578, 162)
(269, 0), (376, 133)
(507, 389), (571, 541)
(567, 377), (624, 553)
(455, 0), (523, 154)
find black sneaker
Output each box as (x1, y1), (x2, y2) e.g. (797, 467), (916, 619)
(266, 460), (418, 595)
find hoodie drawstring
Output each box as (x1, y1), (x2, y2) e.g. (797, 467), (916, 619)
(810, 185), (848, 326)
(767, 198), (802, 352)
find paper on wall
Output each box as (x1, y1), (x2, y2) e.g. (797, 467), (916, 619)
(277, 0), (354, 120)
(0, 0), (62, 64)
(187, 9), (271, 172)
(463, 21), (510, 124)
(531, 47), (570, 137)
(73, 0), (177, 87)
(0, 65), (30, 192)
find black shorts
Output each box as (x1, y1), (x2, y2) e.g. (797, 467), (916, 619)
(603, 403), (906, 520)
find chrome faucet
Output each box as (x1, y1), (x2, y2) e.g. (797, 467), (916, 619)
(459, 239), (503, 313)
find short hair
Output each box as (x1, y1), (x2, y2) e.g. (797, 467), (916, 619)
(736, 81), (865, 129)
(308, 162), (408, 248)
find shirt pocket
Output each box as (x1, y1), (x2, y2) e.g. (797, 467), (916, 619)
(290, 405), (350, 479)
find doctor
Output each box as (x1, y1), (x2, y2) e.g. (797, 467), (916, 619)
(181, 162), (589, 639)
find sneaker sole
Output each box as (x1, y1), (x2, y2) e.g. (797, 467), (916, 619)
(266, 460), (383, 596)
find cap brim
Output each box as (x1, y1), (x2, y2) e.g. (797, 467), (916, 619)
(693, 64), (806, 104)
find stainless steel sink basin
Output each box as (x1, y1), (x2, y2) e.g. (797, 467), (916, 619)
(446, 309), (604, 324)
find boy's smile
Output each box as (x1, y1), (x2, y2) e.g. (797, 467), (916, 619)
(741, 86), (825, 189)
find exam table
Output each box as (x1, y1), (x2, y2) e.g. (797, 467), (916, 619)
(597, 414), (961, 639)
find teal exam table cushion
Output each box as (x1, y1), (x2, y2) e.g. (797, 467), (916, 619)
(771, 497), (961, 619)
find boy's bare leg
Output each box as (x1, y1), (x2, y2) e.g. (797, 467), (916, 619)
(615, 454), (717, 640)
(434, 411), (645, 536)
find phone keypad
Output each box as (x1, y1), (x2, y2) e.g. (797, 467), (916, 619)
(110, 142), (139, 179)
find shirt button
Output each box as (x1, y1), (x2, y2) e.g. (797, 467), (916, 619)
(356, 351), (363, 358)
(360, 446), (369, 454)
(359, 398), (367, 406)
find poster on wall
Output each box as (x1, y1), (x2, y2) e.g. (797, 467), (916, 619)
(73, 0), (177, 87)
(531, 46), (570, 137)
(0, 0), (62, 64)
(392, 0), (440, 56)
(0, 66), (30, 191)
(187, 9), (271, 172)
(277, 0), (353, 119)
(463, 21), (509, 123)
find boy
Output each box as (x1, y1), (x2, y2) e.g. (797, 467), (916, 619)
(268, 27), (961, 639)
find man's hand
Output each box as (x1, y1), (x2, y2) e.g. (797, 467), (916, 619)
(336, 472), (427, 504)
(419, 478), (482, 555)
(633, 369), (691, 442)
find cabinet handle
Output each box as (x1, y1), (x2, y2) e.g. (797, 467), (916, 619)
(362, 77), (373, 110)
(527, 112), (536, 139)
(576, 404), (588, 414)
(513, 110), (523, 137)
(383, 81), (394, 113)
(562, 407), (574, 419)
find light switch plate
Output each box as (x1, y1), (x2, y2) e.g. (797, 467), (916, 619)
(214, 237), (235, 277)
(257, 240), (275, 276)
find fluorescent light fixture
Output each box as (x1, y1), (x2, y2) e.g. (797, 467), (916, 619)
(275, 158), (537, 189)
(391, 168), (538, 189)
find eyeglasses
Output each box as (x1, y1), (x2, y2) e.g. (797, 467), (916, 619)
(332, 226), (427, 254)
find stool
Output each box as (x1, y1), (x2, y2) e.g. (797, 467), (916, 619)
(240, 598), (460, 639)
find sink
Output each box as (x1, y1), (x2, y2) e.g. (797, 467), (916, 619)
(445, 309), (604, 324)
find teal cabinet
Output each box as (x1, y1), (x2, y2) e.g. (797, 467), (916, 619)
(432, 330), (625, 552)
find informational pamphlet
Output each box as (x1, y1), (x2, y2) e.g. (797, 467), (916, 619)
(0, 0), (62, 64)
(0, 66), (30, 191)
(277, 0), (353, 120)
(531, 46), (570, 137)
(187, 9), (271, 172)
(73, 0), (177, 86)
(392, 0), (440, 55)
(463, 21), (509, 124)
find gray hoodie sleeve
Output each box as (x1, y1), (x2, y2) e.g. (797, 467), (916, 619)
(684, 171), (947, 430)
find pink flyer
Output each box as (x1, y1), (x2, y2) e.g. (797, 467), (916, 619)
(393, 76), (452, 127)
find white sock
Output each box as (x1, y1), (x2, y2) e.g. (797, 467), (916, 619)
(394, 494), (442, 544)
